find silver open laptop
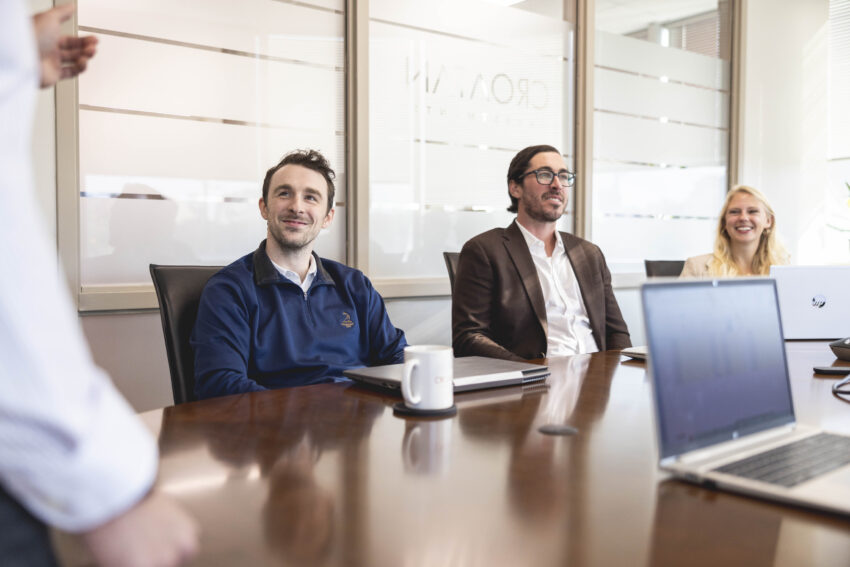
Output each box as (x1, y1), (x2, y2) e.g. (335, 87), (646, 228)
(770, 265), (850, 340)
(643, 278), (850, 515)
(344, 356), (548, 393)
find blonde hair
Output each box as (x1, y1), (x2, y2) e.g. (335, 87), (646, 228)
(708, 185), (789, 276)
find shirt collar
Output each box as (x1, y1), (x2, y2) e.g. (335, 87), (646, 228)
(252, 240), (332, 287)
(515, 219), (565, 257)
(270, 254), (316, 282)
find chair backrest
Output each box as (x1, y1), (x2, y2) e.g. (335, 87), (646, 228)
(644, 259), (685, 278)
(149, 264), (222, 405)
(443, 252), (460, 292)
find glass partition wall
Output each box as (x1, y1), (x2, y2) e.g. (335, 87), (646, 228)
(591, 1), (732, 274)
(368, 0), (576, 289)
(65, 0), (346, 309)
(59, 1), (737, 309)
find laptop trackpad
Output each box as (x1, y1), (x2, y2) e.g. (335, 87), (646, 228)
(795, 464), (850, 499)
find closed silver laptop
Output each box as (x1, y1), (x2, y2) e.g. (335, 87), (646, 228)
(344, 356), (549, 392)
(643, 278), (850, 516)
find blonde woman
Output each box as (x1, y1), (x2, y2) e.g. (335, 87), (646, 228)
(681, 185), (789, 277)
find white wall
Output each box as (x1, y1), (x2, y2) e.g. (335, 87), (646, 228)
(81, 312), (172, 411)
(739, 0), (829, 262)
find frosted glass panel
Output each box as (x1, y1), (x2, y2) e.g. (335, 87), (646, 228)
(78, 112), (345, 285)
(594, 165), (726, 218)
(594, 113), (727, 167)
(592, 4), (730, 273)
(596, 30), (729, 90)
(80, 34), (343, 132)
(370, 0), (575, 280)
(79, 0), (343, 67)
(78, 111), (344, 186)
(372, 145), (547, 210)
(593, 164), (725, 272)
(372, 0), (568, 52)
(81, 192), (345, 285)
(595, 68), (729, 128)
(76, 1), (345, 290)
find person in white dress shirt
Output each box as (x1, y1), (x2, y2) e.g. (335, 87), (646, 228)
(0, 3), (198, 565)
(452, 145), (631, 361)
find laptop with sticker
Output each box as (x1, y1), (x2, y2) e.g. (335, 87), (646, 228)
(770, 265), (850, 340)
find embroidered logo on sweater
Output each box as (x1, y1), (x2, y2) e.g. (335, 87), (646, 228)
(341, 312), (354, 328)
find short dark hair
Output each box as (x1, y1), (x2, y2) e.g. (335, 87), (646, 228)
(262, 149), (336, 214)
(505, 144), (560, 213)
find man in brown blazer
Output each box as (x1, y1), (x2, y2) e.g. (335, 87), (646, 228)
(452, 145), (631, 361)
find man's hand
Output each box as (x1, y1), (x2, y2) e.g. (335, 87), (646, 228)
(32, 4), (98, 88)
(82, 491), (200, 567)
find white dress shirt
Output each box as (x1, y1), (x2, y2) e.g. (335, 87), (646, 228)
(516, 221), (598, 356)
(271, 254), (317, 294)
(0, 0), (156, 532)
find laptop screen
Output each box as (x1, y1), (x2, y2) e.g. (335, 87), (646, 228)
(642, 279), (795, 459)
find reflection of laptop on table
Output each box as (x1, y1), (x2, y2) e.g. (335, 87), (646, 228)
(643, 278), (850, 516)
(344, 356), (548, 393)
(770, 265), (850, 340)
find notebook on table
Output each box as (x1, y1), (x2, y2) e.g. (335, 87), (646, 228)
(770, 265), (850, 340)
(344, 356), (549, 393)
(621, 346), (648, 361)
(642, 278), (850, 516)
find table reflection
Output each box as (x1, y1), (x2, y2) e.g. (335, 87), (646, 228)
(264, 434), (334, 564)
(649, 480), (781, 567)
(401, 418), (453, 475)
(155, 387), (384, 566)
(50, 345), (850, 567)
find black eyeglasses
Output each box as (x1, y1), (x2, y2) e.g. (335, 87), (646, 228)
(518, 168), (576, 187)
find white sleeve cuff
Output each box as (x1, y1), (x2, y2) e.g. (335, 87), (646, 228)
(1, 375), (158, 532)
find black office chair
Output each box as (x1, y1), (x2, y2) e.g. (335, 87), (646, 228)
(150, 264), (222, 405)
(644, 259), (685, 277)
(443, 252), (460, 292)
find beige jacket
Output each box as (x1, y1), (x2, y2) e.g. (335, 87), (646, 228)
(680, 253), (714, 278)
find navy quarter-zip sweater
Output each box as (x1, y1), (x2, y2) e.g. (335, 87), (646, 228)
(191, 241), (407, 399)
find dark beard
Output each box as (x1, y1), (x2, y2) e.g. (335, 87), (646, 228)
(524, 203), (564, 223)
(520, 191), (566, 223)
(527, 209), (562, 223)
(268, 223), (313, 252)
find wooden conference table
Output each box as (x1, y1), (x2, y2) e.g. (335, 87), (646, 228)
(58, 342), (850, 566)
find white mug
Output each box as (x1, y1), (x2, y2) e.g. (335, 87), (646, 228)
(401, 345), (454, 411)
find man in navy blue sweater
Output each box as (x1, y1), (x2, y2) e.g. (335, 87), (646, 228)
(191, 149), (407, 399)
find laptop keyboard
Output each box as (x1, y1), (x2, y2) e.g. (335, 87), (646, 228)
(713, 432), (850, 488)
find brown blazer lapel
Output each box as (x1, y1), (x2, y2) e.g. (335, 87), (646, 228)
(561, 232), (603, 346)
(504, 222), (548, 337)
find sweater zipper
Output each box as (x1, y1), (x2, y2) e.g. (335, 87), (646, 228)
(303, 286), (317, 326)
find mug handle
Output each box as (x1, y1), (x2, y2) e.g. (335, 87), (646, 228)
(402, 359), (421, 405)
